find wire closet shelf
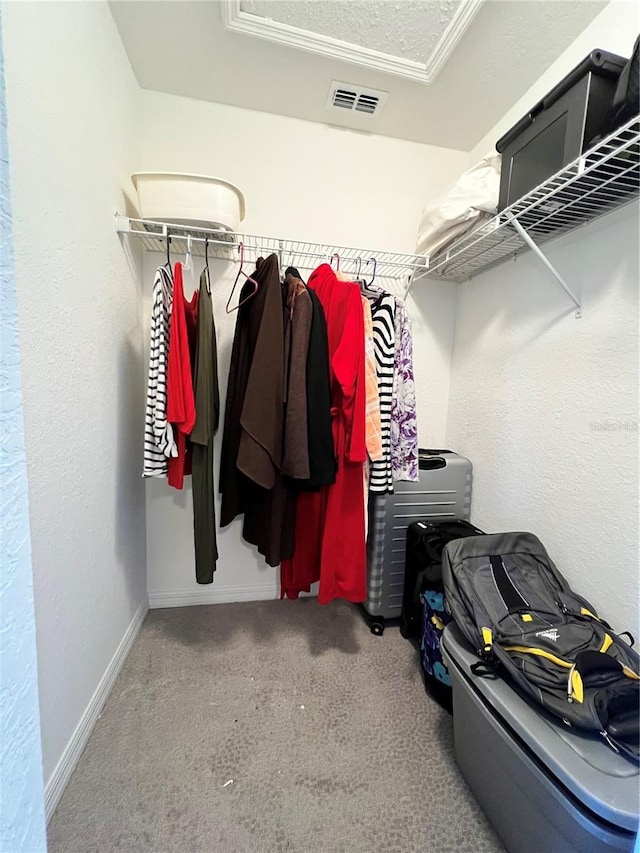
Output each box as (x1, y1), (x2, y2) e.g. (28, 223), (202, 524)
(114, 216), (428, 283)
(422, 115), (640, 283)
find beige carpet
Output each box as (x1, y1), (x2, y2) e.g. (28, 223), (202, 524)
(48, 599), (504, 853)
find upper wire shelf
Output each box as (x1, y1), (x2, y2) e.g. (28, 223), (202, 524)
(422, 116), (640, 283)
(115, 216), (428, 282)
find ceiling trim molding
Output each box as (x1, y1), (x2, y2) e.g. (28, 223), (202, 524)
(222, 0), (485, 84)
(428, 0), (486, 80)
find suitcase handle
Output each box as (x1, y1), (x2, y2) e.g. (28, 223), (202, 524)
(421, 458), (446, 470)
(418, 449), (452, 470)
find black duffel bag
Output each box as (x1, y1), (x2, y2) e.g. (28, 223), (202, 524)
(400, 519), (485, 643)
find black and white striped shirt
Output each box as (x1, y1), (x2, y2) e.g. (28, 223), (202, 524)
(369, 293), (396, 493)
(143, 266), (177, 477)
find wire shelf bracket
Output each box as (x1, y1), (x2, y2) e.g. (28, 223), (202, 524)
(507, 214), (582, 318)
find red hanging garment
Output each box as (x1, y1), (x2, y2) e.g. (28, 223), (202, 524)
(167, 262), (198, 490)
(281, 264), (367, 604)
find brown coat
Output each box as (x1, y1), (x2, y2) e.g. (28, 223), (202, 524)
(282, 279), (312, 480)
(220, 253), (302, 566)
(219, 254), (284, 525)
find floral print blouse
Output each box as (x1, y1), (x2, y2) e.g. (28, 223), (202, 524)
(391, 298), (419, 482)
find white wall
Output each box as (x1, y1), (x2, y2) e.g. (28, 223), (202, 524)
(138, 90), (467, 605)
(447, 204), (639, 630)
(469, 0), (640, 163)
(0, 10), (47, 848)
(2, 0), (147, 812)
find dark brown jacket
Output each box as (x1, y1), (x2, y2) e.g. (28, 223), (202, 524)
(219, 254), (284, 525)
(282, 278), (312, 480)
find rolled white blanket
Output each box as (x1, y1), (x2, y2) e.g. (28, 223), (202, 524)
(416, 152), (501, 261)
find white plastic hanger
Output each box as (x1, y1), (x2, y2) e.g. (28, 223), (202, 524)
(183, 234), (196, 294)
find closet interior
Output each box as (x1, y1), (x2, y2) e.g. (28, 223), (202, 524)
(1, 2), (639, 852)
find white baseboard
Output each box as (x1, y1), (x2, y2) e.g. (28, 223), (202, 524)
(44, 600), (149, 822)
(148, 583), (279, 609)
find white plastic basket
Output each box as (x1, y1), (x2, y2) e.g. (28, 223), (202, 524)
(131, 172), (246, 232)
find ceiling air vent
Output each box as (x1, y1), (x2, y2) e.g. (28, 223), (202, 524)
(326, 81), (389, 116)
(333, 88), (357, 110)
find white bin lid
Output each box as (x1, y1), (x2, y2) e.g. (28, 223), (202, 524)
(131, 172), (246, 221)
(442, 623), (640, 832)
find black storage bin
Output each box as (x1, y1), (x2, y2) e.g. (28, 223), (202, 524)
(496, 49), (628, 211)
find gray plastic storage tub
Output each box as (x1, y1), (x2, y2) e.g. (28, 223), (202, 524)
(495, 49), (627, 210)
(441, 622), (639, 853)
(364, 449), (472, 634)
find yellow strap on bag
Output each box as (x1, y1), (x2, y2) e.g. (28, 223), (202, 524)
(598, 633), (640, 678)
(622, 665), (640, 681)
(481, 627), (493, 654)
(580, 606), (601, 621)
(502, 645), (573, 669)
(569, 667), (584, 703)
(600, 633), (614, 653)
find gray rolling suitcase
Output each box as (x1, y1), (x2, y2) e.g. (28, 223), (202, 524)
(441, 622), (639, 853)
(363, 449), (472, 635)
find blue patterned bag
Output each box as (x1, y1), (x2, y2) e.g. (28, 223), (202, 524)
(420, 589), (454, 708)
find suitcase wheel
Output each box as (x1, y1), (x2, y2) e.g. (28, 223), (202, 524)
(370, 618), (385, 636)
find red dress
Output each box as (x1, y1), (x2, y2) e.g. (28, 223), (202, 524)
(281, 264), (367, 604)
(167, 262), (198, 489)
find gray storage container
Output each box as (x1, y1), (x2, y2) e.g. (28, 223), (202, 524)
(496, 49), (627, 211)
(364, 449), (472, 634)
(441, 622), (639, 853)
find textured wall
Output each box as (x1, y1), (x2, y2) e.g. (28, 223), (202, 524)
(138, 89), (467, 604)
(2, 1), (147, 790)
(0, 10), (47, 850)
(468, 0), (639, 163)
(447, 205), (639, 630)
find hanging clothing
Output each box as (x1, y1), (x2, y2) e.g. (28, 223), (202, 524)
(368, 292), (396, 494)
(167, 263), (198, 490)
(391, 299), (419, 483)
(282, 275), (312, 480)
(297, 288), (336, 491)
(242, 478), (297, 568)
(242, 268), (315, 565)
(361, 295), (383, 463)
(143, 265), (176, 477)
(191, 269), (219, 584)
(281, 264), (367, 604)
(220, 254), (295, 566)
(220, 253), (284, 519)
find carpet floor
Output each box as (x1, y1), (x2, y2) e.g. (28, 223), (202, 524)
(48, 599), (505, 853)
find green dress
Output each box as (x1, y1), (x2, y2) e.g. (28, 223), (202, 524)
(190, 270), (219, 583)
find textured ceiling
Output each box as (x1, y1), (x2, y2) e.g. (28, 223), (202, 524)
(110, 0), (608, 151)
(240, 0), (462, 64)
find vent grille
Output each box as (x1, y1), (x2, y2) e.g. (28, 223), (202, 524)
(355, 94), (378, 114)
(333, 88), (357, 110)
(326, 81), (388, 116)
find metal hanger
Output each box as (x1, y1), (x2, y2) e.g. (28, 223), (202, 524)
(367, 256), (377, 286)
(360, 256), (382, 299)
(164, 230), (172, 270)
(226, 242), (259, 314)
(330, 252), (340, 271)
(204, 237), (211, 294)
(355, 257), (363, 280)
